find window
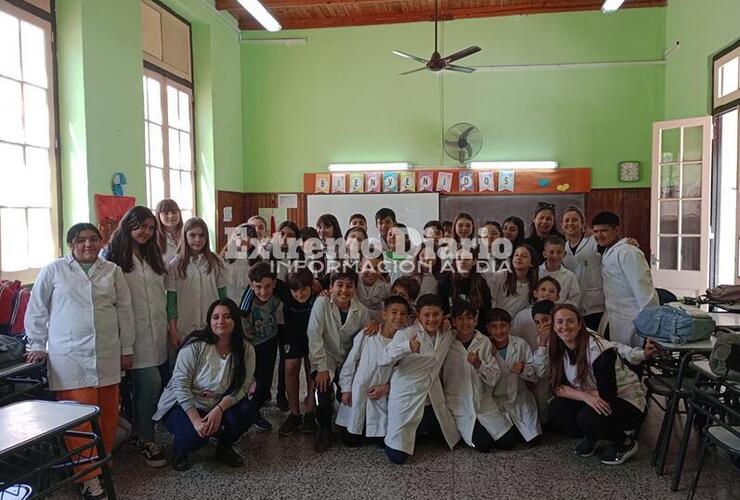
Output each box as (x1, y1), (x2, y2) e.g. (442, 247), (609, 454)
(0, 0), (58, 283)
(143, 71), (194, 220)
(713, 44), (740, 111)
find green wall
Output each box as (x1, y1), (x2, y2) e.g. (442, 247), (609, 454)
(241, 8), (666, 191)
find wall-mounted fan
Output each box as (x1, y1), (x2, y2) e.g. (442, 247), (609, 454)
(392, 0), (481, 75)
(444, 122), (482, 165)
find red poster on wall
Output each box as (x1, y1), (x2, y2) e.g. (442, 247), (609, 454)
(94, 194), (136, 244)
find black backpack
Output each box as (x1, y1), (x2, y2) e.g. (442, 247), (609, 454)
(0, 334), (26, 368)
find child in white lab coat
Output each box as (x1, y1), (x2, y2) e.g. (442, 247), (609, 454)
(511, 276), (561, 350)
(155, 198), (183, 264)
(336, 295), (410, 446)
(379, 294), (460, 464)
(442, 300), (518, 453)
(539, 235), (582, 308)
(486, 244), (539, 318)
(487, 308), (547, 444)
(356, 256), (391, 319)
(390, 276), (421, 326)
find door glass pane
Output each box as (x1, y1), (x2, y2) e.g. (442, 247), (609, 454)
(170, 170), (182, 205)
(660, 164), (680, 198)
(27, 207), (52, 268)
(660, 200), (679, 234)
(661, 128), (680, 163)
(146, 77), (162, 125)
(181, 173), (193, 210)
(150, 166), (165, 205)
(25, 146), (50, 207)
(23, 84), (49, 147)
(168, 128), (180, 169)
(148, 123), (163, 167)
(0, 77), (23, 143)
(179, 131), (191, 171)
(681, 237), (700, 271)
(20, 21), (47, 88)
(0, 208), (28, 272)
(682, 163), (702, 198)
(659, 236), (678, 270)
(720, 57), (739, 97)
(0, 11), (21, 80)
(0, 142), (25, 207)
(717, 110), (738, 285)
(683, 126), (703, 162)
(681, 200), (701, 234)
(167, 85), (179, 129)
(179, 90), (190, 132)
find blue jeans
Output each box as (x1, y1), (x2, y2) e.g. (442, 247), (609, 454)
(130, 366), (162, 442)
(163, 398), (259, 457)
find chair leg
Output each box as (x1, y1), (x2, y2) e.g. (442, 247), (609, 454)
(657, 391), (681, 475)
(671, 402), (696, 491)
(652, 392), (674, 468)
(688, 434), (709, 500)
(90, 416), (117, 500)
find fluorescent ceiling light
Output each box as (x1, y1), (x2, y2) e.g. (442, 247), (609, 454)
(328, 163), (411, 172)
(237, 0), (281, 32)
(601, 0), (627, 13)
(469, 161), (559, 170)
(240, 37), (306, 45)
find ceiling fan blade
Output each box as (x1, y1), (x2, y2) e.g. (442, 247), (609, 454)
(442, 46), (482, 63)
(399, 66), (427, 76)
(392, 50), (428, 64)
(445, 64), (476, 74)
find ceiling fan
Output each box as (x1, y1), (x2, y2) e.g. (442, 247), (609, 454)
(392, 0), (481, 75)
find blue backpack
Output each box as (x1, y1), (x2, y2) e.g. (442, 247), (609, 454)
(633, 304), (715, 344)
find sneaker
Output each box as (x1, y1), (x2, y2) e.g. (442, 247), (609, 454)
(278, 413), (302, 436)
(600, 440), (638, 466)
(276, 393), (290, 412)
(575, 437), (596, 457)
(314, 430), (334, 453)
(215, 445), (244, 467)
(254, 412), (273, 432)
(140, 441), (167, 468)
(79, 477), (107, 500)
(302, 412), (318, 434)
(171, 454), (190, 471)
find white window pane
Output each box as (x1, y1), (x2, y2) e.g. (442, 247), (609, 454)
(0, 12), (21, 80)
(0, 208), (29, 272)
(179, 131), (191, 171)
(720, 57), (739, 97)
(167, 85), (178, 129)
(146, 77), (162, 125)
(0, 142), (26, 207)
(168, 127), (180, 169)
(146, 166), (152, 208)
(142, 76), (148, 120)
(23, 84), (49, 147)
(0, 77), (24, 143)
(151, 166), (165, 204)
(148, 123), (163, 167)
(181, 209), (192, 221)
(144, 120), (150, 164)
(170, 169), (182, 206)
(181, 172), (193, 210)
(27, 207), (52, 268)
(179, 90), (190, 132)
(25, 146), (50, 207)
(20, 21), (47, 88)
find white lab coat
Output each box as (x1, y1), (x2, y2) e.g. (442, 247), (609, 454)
(491, 335), (546, 442)
(223, 258), (252, 304)
(601, 238), (659, 347)
(356, 278), (391, 320)
(25, 256), (135, 391)
(335, 332), (393, 437)
(165, 254), (227, 341)
(123, 257), (168, 369)
(307, 296), (370, 375)
(163, 232), (179, 265)
(486, 270), (532, 317)
(442, 332), (513, 447)
(538, 263), (582, 309)
(509, 308), (551, 422)
(379, 322), (460, 455)
(563, 236), (605, 315)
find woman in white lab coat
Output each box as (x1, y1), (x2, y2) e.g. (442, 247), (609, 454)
(219, 222), (261, 303)
(105, 206), (168, 468)
(442, 301), (516, 452)
(25, 223), (134, 499)
(155, 198), (183, 265)
(379, 294), (460, 464)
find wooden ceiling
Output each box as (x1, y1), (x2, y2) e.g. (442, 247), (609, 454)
(216, 0), (666, 31)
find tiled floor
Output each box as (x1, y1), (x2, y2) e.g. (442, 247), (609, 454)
(50, 403), (739, 500)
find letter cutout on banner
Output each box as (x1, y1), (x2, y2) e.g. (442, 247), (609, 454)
(349, 173), (364, 193)
(331, 173), (347, 193)
(315, 173), (330, 193)
(459, 171), (474, 192)
(479, 171), (494, 191)
(436, 171), (453, 192)
(383, 172), (398, 192)
(399, 171), (416, 192)
(417, 171), (434, 192)
(498, 170), (515, 192)
(365, 172), (381, 193)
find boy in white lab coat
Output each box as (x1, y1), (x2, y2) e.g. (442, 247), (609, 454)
(390, 276), (421, 326)
(356, 256), (391, 320)
(442, 300), (518, 452)
(539, 235), (582, 308)
(511, 276), (561, 350)
(336, 295), (410, 446)
(487, 308), (548, 444)
(379, 294), (460, 464)
(592, 212), (659, 347)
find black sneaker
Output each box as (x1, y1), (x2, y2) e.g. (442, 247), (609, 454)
(575, 437), (596, 457)
(140, 441), (167, 468)
(253, 412), (272, 432)
(302, 412), (318, 434)
(600, 440), (638, 465)
(314, 430), (334, 453)
(171, 454), (190, 471)
(276, 393), (290, 412)
(215, 445), (244, 467)
(278, 413), (302, 436)
(79, 477), (107, 500)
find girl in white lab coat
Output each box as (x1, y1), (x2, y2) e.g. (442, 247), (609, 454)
(379, 294), (460, 464)
(487, 244), (539, 317)
(336, 295), (410, 446)
(166, 217), (227, 350)
(486, 307), (547, 444)
(220, 223), (261, 303)
(155, 199), (183, 265)
(105, 206), (168, 468)
(25, 223), (135, 499)
(443, 300), (517, 453)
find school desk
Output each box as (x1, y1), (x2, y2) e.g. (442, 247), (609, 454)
(0, 361), (44, 406)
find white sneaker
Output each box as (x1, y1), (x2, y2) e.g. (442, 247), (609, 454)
(79, 477), (107, 500)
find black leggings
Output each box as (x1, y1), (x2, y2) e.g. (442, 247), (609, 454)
(312, 370), (341, 432)
(547, 396), (644, 445)
(253, 336), (279, 409)
(471, 421), (519, 452)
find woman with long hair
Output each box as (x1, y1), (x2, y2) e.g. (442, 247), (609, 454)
(220, 223), (261, 303)
(502, 216), (525, 250)
(487, 243), (539, 317)
(153, 299), (257, 471)
(155, 199), (183, 264)
(438, 248), (492, 333)
(523, 203), (562, 265)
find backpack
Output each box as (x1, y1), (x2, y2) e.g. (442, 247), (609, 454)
(709, 329), (740, 381)
(0, 334), (25, 368)
(703, 284), (740, 304)
(633, 304), (715, 344)
(0, 279), (30, 336)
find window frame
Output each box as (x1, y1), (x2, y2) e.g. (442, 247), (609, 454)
(712, 39), (740, 114)
(0, 0), (61, 284)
